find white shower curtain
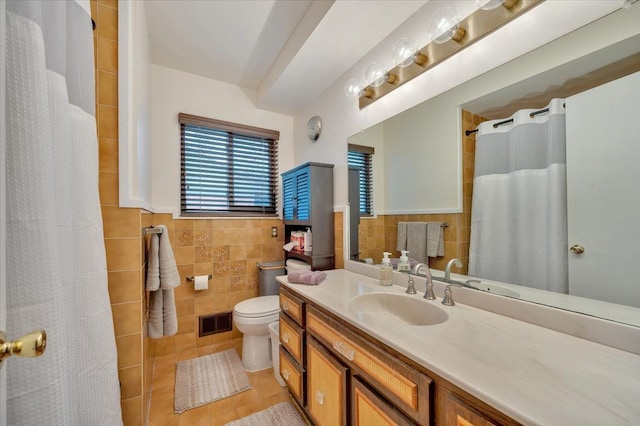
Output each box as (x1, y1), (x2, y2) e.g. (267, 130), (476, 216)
(5, 1), (123, 424)
(468, 99), (568, 293)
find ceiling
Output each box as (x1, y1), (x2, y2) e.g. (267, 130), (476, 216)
(144, 0), (428, 115)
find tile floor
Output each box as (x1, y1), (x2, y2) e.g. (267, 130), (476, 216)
(147, 349), (292, 426)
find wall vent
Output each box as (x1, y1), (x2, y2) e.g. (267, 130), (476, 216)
(199, 312), (232, 337)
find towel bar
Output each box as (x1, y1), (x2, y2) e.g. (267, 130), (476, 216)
(143, 226), (163, 235)
(442, 222), (449, 228)
(186, 275), (212, 281)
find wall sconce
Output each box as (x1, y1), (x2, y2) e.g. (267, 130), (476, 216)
(346, 0), (543, 109)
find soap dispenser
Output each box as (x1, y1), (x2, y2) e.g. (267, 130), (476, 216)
(380, 252), (393, 286)
(398, 250), (411, 272)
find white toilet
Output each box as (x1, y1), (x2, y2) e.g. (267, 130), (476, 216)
(233, 295), (280, 371)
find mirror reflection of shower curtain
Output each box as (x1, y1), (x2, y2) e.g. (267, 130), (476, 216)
(468, 99), (568, 293)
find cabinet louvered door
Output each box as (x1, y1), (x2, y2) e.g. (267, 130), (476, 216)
(282, 175), (295, 220)
(307, 336), (348, 426)
(295, 170), (310, 221)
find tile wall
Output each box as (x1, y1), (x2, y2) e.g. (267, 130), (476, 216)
(358, 110), (484, 275)
(92, 0), (150, 424)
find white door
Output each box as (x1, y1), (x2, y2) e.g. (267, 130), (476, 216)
(566, 71), (640, 307)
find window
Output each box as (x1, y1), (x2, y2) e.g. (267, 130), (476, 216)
(179, 113), (279, 217)
(348, 144), (374, 216)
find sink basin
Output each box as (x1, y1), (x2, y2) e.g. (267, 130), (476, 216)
(351, 293), (448, 326)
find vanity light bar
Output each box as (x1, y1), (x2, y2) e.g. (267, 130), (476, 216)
(359, 0), (544, 109)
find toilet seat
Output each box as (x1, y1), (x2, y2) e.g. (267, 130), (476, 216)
(233, 295), (280, 318)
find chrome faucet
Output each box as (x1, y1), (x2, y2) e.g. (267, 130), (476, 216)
(413, 263), (436, 300)
(400, 271), (417, 294)
(444, 258), (463, 283)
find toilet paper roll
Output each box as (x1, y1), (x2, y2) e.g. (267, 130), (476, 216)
(194, 275), (209, 291)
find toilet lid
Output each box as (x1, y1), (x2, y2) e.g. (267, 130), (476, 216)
(233, 295), (280, 318)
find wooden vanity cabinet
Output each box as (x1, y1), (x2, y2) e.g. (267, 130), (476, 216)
(443, 393), (498, 426)
(279, 287), (307, 408)
(352, 377), (416, 426)
(307, 336), (349, 426)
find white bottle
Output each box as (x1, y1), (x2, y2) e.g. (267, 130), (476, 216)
(304, 227), (313, 251)
(380, 252), (393, 286)
(398, 250), (411, 272)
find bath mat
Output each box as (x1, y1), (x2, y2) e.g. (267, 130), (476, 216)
(223, 401), (307, 426)
(174, 349), (251, 414)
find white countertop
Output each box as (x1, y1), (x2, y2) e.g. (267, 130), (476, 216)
(278, 269), (640, 426)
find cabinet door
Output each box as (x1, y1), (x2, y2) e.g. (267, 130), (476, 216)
(445, 393), (497, 426)
(283, 174), (295, 221)
(295, 169), (310, 221)
(307, 336), (348, 426)
(352, 377), (416, 426)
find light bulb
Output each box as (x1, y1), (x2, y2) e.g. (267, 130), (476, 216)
(392, 37), (418, 68)
(476, 0), (505, 10)
(365, 62), (387, 88)
(344, 78), (363, 99)
(428, 7), (462, 44)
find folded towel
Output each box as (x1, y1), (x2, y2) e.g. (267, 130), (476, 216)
(426, 222), (444, 257)
(157, 224), (180, 289)
(148, 289), (163, 339)
(396, 222), (408, 251)
(407, 222), (428, 263)
(146, 232), (160, 291)
(162, 289), (178, 336)
(288, 270), (327, 285)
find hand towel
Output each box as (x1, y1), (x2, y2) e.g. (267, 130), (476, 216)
(146, 233), (160, 291)
(287, 270), (327, 285)
(396, 222), (408, 251)
(407, 222), (428, 263)
(148, 289), (164, 339)
(426, 222), (445, 257)
(157, 224), (180, 289)
(162, 289), (178, 336)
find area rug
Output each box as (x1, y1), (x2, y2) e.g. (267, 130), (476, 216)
(174, 349), (251, 414)
(223, 401), (307, 426)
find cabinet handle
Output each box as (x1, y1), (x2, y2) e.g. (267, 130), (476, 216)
(282, 369), (290, 380)
(315, 390), (325, 405)
(282, 332), (289, 344)
(333, 341), (355, 361)
(282, 302), (289, 312)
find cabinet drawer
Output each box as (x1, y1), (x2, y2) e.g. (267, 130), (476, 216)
(353, 376), (416, 426)
(307, 306), (431, 424)
(445, 393), (498, 426)
(307, 336), (349, 426)
(279, 314), (304, 365)
(280, 289), (305, 327)
(280, 346), (305, 406)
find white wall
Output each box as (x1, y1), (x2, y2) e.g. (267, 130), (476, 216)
(291, 1), (624, 207)
(118, 0), (152, 209)
(150, 65), (295, 217)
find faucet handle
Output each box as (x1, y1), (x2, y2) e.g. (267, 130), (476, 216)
(400, 271), (417, 294)
(423, 281), (436, 300)
(442, 285), (455, 306)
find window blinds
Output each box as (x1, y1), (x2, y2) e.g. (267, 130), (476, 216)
(179, 113), (279, 216)
(347, 144), (374, 216)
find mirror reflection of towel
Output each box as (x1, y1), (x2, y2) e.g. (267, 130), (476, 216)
(397, 222), (408, 251)
(407, 222), (428, 263)
(427, 222), (444, 257)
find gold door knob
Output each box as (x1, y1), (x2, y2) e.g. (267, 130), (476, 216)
(0, 329), (47, 366)
(570, 244), (585, 254)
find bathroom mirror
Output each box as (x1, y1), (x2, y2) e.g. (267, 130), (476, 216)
(347, 8), (640, 327)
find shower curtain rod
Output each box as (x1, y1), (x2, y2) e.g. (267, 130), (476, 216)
(465, 105), (556, 136)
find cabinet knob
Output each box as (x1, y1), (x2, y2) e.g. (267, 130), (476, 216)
(282, 369), (290, 380)
(315, 390), (325, 405)
(333, 340), (355, 361)
(282, 302), (289, 312)
(282, 332), (289, 344)
(570, 244), (585, 254)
